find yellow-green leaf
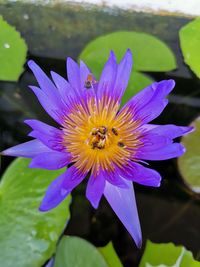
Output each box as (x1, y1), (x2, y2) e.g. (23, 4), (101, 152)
(0, 16), (27, 81)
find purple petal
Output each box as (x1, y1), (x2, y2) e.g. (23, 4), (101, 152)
(29, 151), (71, 170)
(51, 71), (74, 101)
(62, 165), (87, 191)
(25, 119), (61, 135)
(28, 60), (57, 95)
(66, 57), (81, 93)
(138, 143), (186, 160)
(40, 165), (86, 211)
(104, 180), (142, 248)
(121, 80), (175, 124)
(97, 51), (118, 99)
(39, 172), (70, 212)
(120, 161), (161, 187)
(137, 133), (172, 153)
(143, 124), (194, 139)
(1, 139), (52, 158)
(86, 172), (105, 209)
(25, 119), (64, 151)
(105, 171), (129, 188)
(28, 60), (66, 110)
(114, 49), (132, 100)
(135, 99), (169, 124)
(29, 86), (63, 124)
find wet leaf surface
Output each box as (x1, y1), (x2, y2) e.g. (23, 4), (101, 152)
(139, 240), (200, 267)
(180, 18), (200, 78)
(0, 16), (27, 81)
(54, 236), (108, 267)
(178, 117), (200, 193)
(0, 158), (71, 267)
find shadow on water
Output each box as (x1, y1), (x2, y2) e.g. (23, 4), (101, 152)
(0, 2), (200, 266)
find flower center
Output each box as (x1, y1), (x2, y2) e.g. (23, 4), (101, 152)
(90, 126), (107, 149)
(88, 126), (125, 150)
(62, 94), (141, 175)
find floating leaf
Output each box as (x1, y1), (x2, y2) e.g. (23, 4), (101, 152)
(99, 242), (123, 267)
(139, 240), (200, 267)
(0, 158), (71, 267)
(179, 18), (200, 78)
(0, 16), (27, 81)
(54, 236), (108, 267)
(79, 31), (176, 72)
(178, 117), (200, 193)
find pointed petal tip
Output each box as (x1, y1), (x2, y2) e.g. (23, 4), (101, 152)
(136, 238), (142, 249)
(28, 85), (40, 92)
(28, 161), (35, 168)
(90, 201), (99, 209)
(27, 59), (35, 67)
(181, 126), (195, 135)
(67, 56), (76, 65)
(27, 60), (39, 71)
(179, 143), (186, 156)
(104, 181), (142, 248)
(130, 223), (142, 249)
(182, 144), (186, 154)
(126, 48), (132, 55)
(109, 50), (117, 61)
(164, 79), (176, 91)
(168, 78), (175, 86)
(38, 203), (50, 213)
(1, 148), (11, 156)
(50, 70), (56, 78)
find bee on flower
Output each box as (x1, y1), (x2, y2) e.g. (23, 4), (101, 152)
(2, 50), (193, 248)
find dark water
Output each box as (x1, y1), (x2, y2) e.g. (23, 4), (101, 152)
(0, 2), (200, 267)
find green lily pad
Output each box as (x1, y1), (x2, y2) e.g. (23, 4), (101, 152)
(79, 31), (176, 72)
(179, 18), (200, 78)
(0, 16), (27, 81)
(139, 240), (200, 267)
(99, 242), (123, 267)
(54, 236), (108, 267)
(0, 158), (71, 267)
(178, 117), (200, 193)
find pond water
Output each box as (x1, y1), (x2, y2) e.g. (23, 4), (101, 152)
(0, 2), (200, 267)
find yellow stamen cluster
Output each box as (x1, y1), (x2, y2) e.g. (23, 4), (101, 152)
(62, 94), (141, 176)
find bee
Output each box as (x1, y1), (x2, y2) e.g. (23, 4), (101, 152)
(118, 141), (125, 148)
(112, 127), (118, 136)
(84, 74), (93, 89)
(99, 126), (107, 135)
(92, 139), (106, 149)
(91, 128), (99, 135)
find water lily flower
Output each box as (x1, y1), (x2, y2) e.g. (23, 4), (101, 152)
(2, 50), (193, 248)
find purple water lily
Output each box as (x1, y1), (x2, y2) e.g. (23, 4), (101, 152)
(2, 50), (193, 248)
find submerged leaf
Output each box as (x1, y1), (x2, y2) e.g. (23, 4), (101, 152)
(179, 18), (200, 78)
(0, 16), (27, 81)
(178, 117), (200, 193)
(0, 158), (71, 267)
